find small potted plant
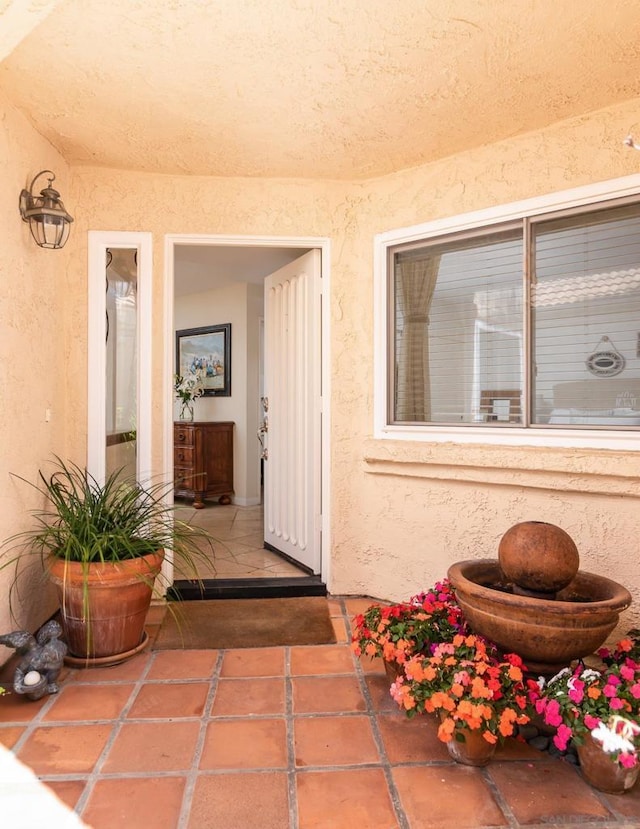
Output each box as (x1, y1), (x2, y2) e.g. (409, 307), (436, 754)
(1, 457), (215, 665)
(174, 369), (205, 421)
(391, 633), (532, 766)
(351, 580), (468, 681)
(533, 632), (640, 793)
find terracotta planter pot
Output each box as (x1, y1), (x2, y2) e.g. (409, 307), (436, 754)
(48, 551), (164, 661)
(446, 729), (497, 767)
(383, 659), (403, 684)
(577, 733), (640, 794)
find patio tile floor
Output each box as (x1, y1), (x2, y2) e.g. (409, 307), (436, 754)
(1, 596), (639, 828)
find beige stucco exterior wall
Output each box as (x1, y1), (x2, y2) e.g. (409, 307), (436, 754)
(3, 92), (640, 657)
(0, 89), (70, 638)
(332, 96), (640, 635)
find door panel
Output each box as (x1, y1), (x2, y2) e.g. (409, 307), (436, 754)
(263, 250), (321, 573)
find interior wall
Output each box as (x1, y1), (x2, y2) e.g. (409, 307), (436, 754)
(174, 281), (262, 505)
(0, 88), (71, 641)
(62, 95), (640, 638)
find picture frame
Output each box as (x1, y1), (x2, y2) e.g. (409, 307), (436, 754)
(175, 323), (231, 396)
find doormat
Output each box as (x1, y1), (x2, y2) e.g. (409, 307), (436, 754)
(152, 597), (337, 650)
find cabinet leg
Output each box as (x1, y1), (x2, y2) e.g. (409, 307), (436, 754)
(193, 493), (206, 509)
(219, 494), (231, 506)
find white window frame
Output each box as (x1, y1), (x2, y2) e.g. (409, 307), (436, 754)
(374, 174), (640, 451)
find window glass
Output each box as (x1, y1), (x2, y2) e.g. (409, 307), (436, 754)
(393, 229), (522, 424)
(532, 204), (640, 426)
(389, 199), (640, 430)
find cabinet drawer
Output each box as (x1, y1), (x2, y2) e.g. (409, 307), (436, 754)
(174, 466), (195, 491)
(173, 446), (194, 466)
(174, 426), (194, 446)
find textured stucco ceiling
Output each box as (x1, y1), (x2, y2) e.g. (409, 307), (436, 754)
(2, 0), (640, 179)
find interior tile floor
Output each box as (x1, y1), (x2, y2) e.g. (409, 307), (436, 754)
(2, 596), (640, 829)
(175, 502), (310, 580)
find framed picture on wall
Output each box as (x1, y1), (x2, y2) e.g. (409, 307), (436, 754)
(176, 323), (231, 396)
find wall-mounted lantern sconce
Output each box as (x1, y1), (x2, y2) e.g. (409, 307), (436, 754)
(19, 170), (73, 249)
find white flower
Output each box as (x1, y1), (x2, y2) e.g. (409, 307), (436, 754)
(591, 717), (639, 756)
(174, 370), (205, 402)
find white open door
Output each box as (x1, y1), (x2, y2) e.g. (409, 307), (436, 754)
(263, 249), (322, 573)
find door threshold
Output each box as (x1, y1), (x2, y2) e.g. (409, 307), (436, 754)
(169, 576), (327, 600)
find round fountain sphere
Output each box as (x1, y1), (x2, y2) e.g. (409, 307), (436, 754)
(498, 521), (579, 594)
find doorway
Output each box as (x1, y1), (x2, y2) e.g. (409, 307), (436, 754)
(164, 235), (331, 599)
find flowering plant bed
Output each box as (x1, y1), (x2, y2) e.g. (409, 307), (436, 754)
(351, 580), (467, 667)
(391, 633), (532, 745)
(533, 631), (640, 768)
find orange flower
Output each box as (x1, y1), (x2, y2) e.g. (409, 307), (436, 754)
(587, 686), (601, 700)
(498, 708), (518, 737)
(508, 665), (523, 682)
(437, 716), (455, 742)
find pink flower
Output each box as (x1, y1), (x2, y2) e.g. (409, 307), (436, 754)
(630, 683), (640, 699)
(620, 664), (635, 682)
(553, 724), (572, 751)
(542, 699), (563, 728)
(619, 753), (638, 769)
(584, 714), (600, 730)
(609, 697), (624, 710)
(603, 684), (618, 698)
(568, 679), (584, 705)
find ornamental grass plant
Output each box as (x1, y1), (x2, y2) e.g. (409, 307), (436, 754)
(351, 579), (468, 667)
(1, 457), (215, 612)
(391, 633), (532, 746)
(533, 631), (640, 768)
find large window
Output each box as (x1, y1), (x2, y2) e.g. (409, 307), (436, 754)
(388, 199), (640, 430)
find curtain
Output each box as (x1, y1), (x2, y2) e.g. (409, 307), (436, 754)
(395, 254), (441, 421)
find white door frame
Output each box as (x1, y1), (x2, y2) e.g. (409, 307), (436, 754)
(163, 234), (331, 588)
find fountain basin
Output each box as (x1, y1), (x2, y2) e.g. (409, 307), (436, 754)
(448, 559), (632, 675)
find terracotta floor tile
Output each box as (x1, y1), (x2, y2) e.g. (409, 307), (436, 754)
(17, 724), (113, 774)
(393, 765), (508, 828)
(606, 780), (640, 818)
(331, 617), (347, 643)
(211, 677), (285, 716)
(0, 689), (49, 722)
(365, 674), (398, 712)
(358, 655), (386, 674)
(220, 646), (286, 677)
(200, 718), (287, 769)
(294, 715), (379, 767)
(82, 776), (186, 829)
(0, 725), (25, 748)
(43, 683), (134, 721)
(71, 652), (152, 682)
(377, 712), (449, 764)
(488, 758), (612, 823)
(326, 598), (343, 617)
(46, 780), (87, 810)
(127, 682), (209, 718)
(188, 772), (289, 829)
(147, 649), (218, 679)
(494, 735), (548, 761)
(296, 768), (398, 829)
(102, 720), (200, 771)
(290, 645), (355, 676)
(292, 676), (366, 714)
(343, 597), (388, 617)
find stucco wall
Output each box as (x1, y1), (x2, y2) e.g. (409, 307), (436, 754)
(0, 89), (70, 641)
(5, 93), (638, 656)
(331, 96), (640, 635)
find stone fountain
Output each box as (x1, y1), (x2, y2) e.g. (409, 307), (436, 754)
(448, 521), (632, 675)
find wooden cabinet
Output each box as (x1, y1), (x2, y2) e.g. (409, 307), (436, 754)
(173, 421), (234, 508)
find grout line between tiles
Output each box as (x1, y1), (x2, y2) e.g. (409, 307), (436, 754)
(284, 647), (299, 829)
(352, 646), (411, 829)
(176, 648), (224, 829)
(73, 651), (156, 818)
